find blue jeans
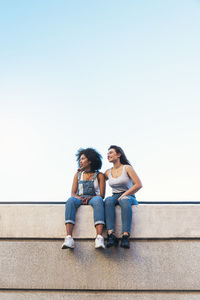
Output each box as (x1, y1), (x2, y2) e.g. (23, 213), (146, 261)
(105, 193), (138, 233)
(65, 196), (105, 226)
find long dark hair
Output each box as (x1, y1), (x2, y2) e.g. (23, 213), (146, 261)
(76, 148), (102, 172)
(108, 145), (131, 166)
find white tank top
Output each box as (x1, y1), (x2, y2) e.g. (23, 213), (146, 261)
(108, 165), (133, 193)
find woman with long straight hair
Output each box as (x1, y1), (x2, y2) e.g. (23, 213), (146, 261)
(104, 145), (142, 249)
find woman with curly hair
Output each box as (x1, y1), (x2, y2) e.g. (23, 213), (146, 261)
(62, 148), (105, 249)
(104, 145), (142, 249)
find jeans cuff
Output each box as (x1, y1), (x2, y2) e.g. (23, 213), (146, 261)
(65, 220), (75, 225)
(94, 221), (105, 226)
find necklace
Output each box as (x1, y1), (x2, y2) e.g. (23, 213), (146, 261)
(83, 171), (94, 181)
(112, 165), (123, 178)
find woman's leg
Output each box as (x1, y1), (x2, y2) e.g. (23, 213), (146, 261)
(118, 196), (137, 249)
(88, 196), (105, 248)
(104, 194), (119, 233)
(88, 196), (105, 234)
(104, 194), (119, 247)
(65, 197), (82, 235)
(66, 223), (74, 236)
(62, 197), (82, 249)
(118, 196), (136, 234)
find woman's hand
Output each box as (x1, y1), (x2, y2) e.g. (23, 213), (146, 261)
(81, 197), (92, 205)
(118, 195), (129, 201)
(118, 166), (142, 200)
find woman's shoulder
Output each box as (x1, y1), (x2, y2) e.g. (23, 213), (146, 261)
(72, 171), (79, 181)
(97, 171), (105, 178)
(124, 164), (133, 172)
(104, 169), (111, 180)
(96, 172), (105, 183)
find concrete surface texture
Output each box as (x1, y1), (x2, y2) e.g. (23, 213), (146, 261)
(0, 203), (200, 300)
(0, 292), (200, 300)
(0, 240), (200, 290)
(0, 204), (200, 238)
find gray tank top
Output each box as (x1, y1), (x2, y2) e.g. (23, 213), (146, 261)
(108, 165), (133, 193)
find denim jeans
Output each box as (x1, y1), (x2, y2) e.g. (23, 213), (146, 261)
(105, 193), (138, 233)
(65, 196), (105, 226)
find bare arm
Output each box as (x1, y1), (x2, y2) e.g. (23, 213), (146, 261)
(97, 172), (106, 198)
(104, 169), (109, 181)
(119, 165), (142, 199)
(71, 172), (84, 200)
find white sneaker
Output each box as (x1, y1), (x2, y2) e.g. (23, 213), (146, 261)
(95, 235), (105, 249)
(62, 235), (74, 249)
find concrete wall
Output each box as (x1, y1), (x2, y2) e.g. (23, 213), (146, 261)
(0, 203), (200, 299)
(0, 292), (200, 300)
(0, 204), (200, 238)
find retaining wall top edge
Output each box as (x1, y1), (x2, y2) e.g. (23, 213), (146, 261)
(0, 201), (200, 205)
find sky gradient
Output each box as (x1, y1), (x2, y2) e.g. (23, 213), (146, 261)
(0, 0), (200, 201)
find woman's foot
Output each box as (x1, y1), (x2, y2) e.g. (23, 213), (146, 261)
(95, 235), (105, 249)
(62, 235), (75, 249)
(107, 233), (119, 248)
(120, 234), (130, 249)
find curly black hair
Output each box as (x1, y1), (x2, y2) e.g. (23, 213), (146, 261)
(76, 148), (102, 172)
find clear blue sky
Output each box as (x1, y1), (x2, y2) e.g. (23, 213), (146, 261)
(0, 0), (200, 201)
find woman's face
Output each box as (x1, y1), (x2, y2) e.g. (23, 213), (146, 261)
(107, 148), (121, 163)
(79, 154), (91, 170)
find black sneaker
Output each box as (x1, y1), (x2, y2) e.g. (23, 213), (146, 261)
(106, 233), (119, 248)
(120, 234), (130, 249)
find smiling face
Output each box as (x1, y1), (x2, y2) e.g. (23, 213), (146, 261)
(79, 154), (91, 171)
(107, 148), (121, 163)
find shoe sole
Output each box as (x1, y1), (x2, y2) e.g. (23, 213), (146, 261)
(120, 244), (130, 249)
(106, 243), (118, 248)
(95, 245), (105, 249)
(61, 244), (74, 249)
(106, 240), (119, 248)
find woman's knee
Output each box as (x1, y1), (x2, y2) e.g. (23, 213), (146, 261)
(65, 197), (76, 207)
(119, 197), (131, 209)
(90, 196), (104, 207)
(105, 196), (115, 207)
